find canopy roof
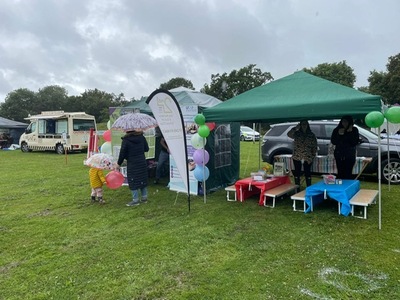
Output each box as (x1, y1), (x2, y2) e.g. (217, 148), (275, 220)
(203, 71), (382, 123)
(125, 87), (221, 113)
(0, 116), (28, 129)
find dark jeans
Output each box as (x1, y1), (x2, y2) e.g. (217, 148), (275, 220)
(334, 154), (356, 179)
(155, 150), (169, 180)
(293, 159), (312, 186)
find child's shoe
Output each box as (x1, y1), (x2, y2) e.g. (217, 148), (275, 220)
(126, 200), (140, 207)
(91, 196), (96, 203)
(140, 198), (148, 203)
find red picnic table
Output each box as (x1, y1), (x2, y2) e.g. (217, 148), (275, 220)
(235, 175), (291, 205)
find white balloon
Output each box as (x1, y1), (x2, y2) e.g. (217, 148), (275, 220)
(191, 133), (206, 149)
(100, 141), (112, 154)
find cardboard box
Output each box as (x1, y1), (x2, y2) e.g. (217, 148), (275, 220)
(251, 172), (266, 181)
(323, 174), (336, 184)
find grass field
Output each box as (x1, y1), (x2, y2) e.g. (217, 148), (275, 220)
(0, 142), (399, 299)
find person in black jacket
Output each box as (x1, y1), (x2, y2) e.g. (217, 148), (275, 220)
(154, 134), (169, 184)
(330, 116), (359, 179)
(117, 130), (149, 206)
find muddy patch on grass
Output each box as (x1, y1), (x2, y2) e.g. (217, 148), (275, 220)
(0, 261), (21, 274)
(28, 208), (52, 217)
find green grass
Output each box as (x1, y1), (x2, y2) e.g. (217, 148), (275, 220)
(1, 143), (399, 299)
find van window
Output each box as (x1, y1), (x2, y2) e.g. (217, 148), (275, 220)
(27, 122), (36, 134)
(56, 120), (68, 133)
(46, 119), (56, 134)
(38, 120), (46, 134)
(73, 119), (96, 131)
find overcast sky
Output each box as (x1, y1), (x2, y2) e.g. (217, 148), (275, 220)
(1, 0), (399, 103)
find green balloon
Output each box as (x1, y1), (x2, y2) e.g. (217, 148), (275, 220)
(385, 106), (400, 124)
(365, 111), (384, 128)
(194, 114), (206, 125)
(198, 124), (210, 138)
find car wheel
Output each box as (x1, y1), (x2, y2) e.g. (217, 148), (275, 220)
(55, 144), (65, 154)
(382, 158), (400, 184)
(240, 135), (245, 141)
(20, 142), (31, 153)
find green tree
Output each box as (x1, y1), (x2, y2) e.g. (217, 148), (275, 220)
(159, 77), (195, 90)
(303, 61), (356, 87)
(357, 86), (369, 93)
(77, 89), (115, 122)
(111, 92), (130, 107)
(0, 88), (36, 122)
(34, 85), (69, 113)
(201, 64), (273, 101)
(368, 53), (400, 104)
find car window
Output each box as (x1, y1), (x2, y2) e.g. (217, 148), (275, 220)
(310, 124), (322, 138)
(324, 124), (336, 140)
(241, 127), (252, 132)
(266, 125), (290, 136)
(357, 126), (379, 139)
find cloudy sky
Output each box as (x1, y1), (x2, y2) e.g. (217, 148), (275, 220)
(1, 0), (399, 103)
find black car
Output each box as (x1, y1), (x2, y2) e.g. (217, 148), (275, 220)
(261, 121), (400, 184)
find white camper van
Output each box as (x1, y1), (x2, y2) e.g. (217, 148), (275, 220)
(19, 111), (97, 154)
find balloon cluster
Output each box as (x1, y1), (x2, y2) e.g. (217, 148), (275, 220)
(365, 106), (400, 128)
(99, 120), (125, 189)
(100, 120), (112, 154)
(190, 114), (215, 182)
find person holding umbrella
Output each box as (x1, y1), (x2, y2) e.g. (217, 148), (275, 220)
(88, 167), (107, 204)
(117, 129), (150, 206)
(112, 112), (158, 206)
(85, 153), (118, 204)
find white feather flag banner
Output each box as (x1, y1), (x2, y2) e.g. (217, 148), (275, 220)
(146, 90), (191, 210)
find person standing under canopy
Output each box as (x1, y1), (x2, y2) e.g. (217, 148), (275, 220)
(330, 115), (359, 179)
(287, 120), (318, 187)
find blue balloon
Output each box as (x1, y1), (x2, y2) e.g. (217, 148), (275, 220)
(194, 165), (210, 181)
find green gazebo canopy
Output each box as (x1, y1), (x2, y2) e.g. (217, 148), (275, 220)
(203, 71), (382, 123)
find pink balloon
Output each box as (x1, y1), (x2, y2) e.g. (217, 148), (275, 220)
(103, 130), (112, 142)
(193, 149), (210, 166)
(105, 171), (124, 189)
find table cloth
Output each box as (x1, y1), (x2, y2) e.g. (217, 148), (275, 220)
(305, 180), (360, 216)
(235, 176), (291, 205)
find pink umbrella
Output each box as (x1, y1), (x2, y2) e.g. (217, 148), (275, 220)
(111, 113), (158, 132)
(85, 153), (118, 170)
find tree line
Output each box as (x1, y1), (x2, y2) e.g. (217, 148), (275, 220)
(1, 53), (399, 123)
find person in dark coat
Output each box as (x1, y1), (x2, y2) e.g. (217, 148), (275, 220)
(117, 130), (149, 206)
(330, 115), (359, 179)
(154, 134), (169, 184)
